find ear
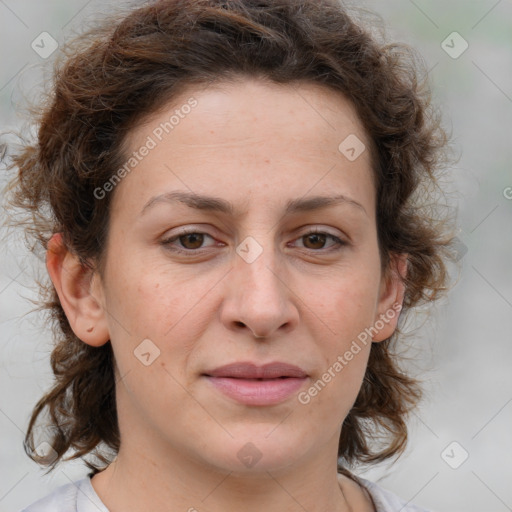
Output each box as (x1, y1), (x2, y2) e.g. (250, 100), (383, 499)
(46, 233), (110, 347)
(372, 252), (408, 343)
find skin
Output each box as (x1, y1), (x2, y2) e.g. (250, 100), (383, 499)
(47, 77), (407, 512)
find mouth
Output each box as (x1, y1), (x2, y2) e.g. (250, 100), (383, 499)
(203, 361), (308, 379)
(202, 361), (309, 405)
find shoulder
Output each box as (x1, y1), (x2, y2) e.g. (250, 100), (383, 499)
(355, 476), (434, 512)
(19, 477), (109, 512)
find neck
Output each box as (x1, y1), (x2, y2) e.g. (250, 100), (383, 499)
(91, 446), (357, 512)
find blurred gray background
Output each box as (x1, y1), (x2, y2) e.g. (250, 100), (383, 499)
(1, 1), (511, 511)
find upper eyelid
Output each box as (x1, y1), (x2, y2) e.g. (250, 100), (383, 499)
(290, 231), (345, 247)
(163, 229), (216, 243)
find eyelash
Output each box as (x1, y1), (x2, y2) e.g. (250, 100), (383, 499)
(160, 228), (347, 255)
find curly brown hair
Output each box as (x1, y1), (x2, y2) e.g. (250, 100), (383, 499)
(2, 0), (456, 477)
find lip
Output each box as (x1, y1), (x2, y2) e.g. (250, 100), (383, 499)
(204, 362), (308, 379)
(202, 362), (309, 406)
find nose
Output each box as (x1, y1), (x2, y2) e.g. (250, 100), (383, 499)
(219, 239), (299, 340)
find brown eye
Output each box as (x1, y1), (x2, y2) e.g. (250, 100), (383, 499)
(161, 231), (217, 254)
(177, 233), (205, 249)
(292, 230), (346, 252)
(302, 232), (328, 249)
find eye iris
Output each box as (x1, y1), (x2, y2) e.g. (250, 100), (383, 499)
(180, 233), (204, 249)
(304, 233), (326, 249)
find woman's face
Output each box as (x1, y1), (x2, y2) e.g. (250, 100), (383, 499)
(89, 78), (405, 474)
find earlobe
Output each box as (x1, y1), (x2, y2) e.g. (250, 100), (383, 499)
(372, 253), (408, 343)
(46, 233), (110, 347)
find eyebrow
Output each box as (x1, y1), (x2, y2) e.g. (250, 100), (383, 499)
(140, 191), (367, 216)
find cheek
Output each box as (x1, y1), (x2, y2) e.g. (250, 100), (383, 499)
(298, 335), (371, 440)
(315, 270), (381, 342)
(305, 264), (380, 405)
(105, 254), (204, 334)
(102, 255), (222, 376)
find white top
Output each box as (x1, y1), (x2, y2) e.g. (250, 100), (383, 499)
(20, 475), (432, 512)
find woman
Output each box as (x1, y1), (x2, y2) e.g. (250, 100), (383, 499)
(5, 0), (455, 510)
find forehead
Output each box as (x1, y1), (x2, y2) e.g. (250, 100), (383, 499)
(115, 77), (375, 218)
(128, 77), (369, 151)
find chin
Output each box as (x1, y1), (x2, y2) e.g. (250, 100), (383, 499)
(200, 428), (312, 475)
